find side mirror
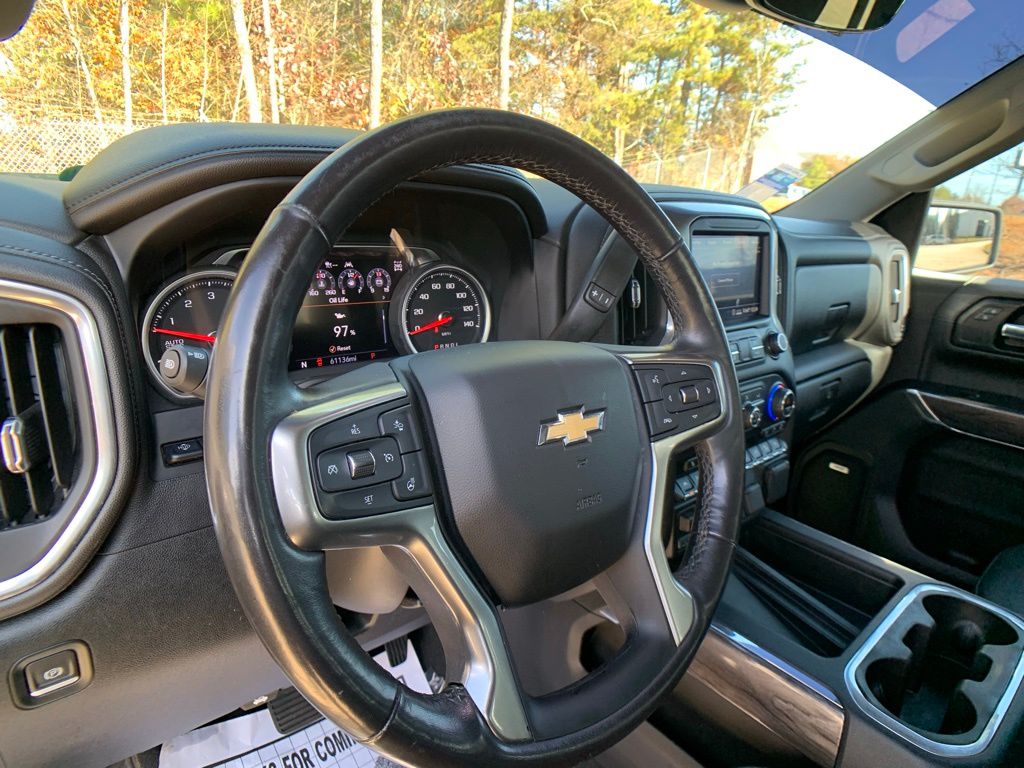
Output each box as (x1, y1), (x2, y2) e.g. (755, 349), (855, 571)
(916, 201), (1001, 274)
(748, 0), (904, 32)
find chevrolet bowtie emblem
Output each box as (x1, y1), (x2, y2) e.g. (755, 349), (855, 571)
(538, 407), (606, 447)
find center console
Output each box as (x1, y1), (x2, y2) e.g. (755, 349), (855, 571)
(661, 206), (797, 548)
(648, 205), (1024, 768)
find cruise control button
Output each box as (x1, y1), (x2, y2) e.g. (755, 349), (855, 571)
(316, 436), (402, 492)
(393, 451), (432, 500)
(633, 368), (667, 402)
(321, 484), (400, 520)
(644, 400), (678, 436)
(346, 449), (375, 480)
(379, 405), (423, 454)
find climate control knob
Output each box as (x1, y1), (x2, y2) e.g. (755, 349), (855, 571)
(766, 383), (796, 422)
(743, 403), (764, 430)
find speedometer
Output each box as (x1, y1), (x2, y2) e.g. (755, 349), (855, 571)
(141, 269), (235, 400)
(397, 265), (490, 354)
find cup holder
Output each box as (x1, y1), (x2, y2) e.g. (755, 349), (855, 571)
(852, 587), (1024, 747)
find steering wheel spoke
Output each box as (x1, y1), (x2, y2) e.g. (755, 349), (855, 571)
(270, 368), (532, 741)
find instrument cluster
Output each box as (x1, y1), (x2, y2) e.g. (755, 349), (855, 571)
(141, 243), (491, 400)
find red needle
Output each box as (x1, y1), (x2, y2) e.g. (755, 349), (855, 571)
(408, 316), (453, 336)
(153, 328), (216, 344)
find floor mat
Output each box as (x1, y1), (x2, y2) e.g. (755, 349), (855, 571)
(158, 640), (429, 768)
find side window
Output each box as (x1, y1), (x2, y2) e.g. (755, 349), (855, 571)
(916, 143), (1024, 281)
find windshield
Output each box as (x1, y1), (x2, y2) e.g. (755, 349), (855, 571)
(0, 1), (1015, 208)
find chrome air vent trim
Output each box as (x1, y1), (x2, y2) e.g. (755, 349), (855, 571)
(0, 280), (116, 603)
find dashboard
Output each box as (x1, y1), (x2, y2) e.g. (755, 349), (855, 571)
(139, 215), (774, 402)
(0, 122), (907, 768)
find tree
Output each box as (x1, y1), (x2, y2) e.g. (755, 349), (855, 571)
(369, 0), (382, 128)
(498, 0), (514, 110)
(229, 0), (262, 122)
(261, 0), (280, 123)
(160, 1), (168, 123)
(800, 153), (853, 190)
(119, 0), (132, 129)
(58, 0), (103, 125)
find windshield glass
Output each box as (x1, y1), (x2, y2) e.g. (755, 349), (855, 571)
(0, 1), (1014, 208)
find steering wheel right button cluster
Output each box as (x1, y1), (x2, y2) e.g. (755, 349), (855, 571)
(632, 362), (720, 437)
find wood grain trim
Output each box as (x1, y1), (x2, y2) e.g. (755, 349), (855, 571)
(688, 626), (844, 767)
(913, 390), (1024, 451)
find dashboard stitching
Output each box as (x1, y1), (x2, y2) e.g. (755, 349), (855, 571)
(0, 242), (141, 444)
(66, 144), (343, 210)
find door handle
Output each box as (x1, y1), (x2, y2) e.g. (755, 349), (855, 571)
(1001, 322), (1024, 348)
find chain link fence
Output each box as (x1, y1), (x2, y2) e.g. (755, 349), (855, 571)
(0, 103), (178, 175)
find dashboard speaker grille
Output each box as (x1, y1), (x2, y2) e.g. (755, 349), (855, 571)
(0, 324), (78, 528)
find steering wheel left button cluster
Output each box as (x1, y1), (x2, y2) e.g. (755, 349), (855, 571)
(309, 399), (432, 520)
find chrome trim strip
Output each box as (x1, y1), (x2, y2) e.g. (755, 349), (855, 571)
(0, 280), (117, 603)
(269, 381), (530, 741)
(845, 583), (1024, 757)
(622, 353), (730, 645)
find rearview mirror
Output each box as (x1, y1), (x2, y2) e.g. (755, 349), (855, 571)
(0, 0), (34, 41)
(749, 0), (905, 32)
(916, 201), (1001, 274)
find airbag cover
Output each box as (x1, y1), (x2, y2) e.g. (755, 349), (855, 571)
(405, 341), (643, 606)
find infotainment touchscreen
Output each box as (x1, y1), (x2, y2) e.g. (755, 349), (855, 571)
(689, 234), (763, 322)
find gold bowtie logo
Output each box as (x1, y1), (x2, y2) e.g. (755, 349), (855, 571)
(538, 407), (606, 447)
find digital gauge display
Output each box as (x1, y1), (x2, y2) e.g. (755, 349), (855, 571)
(289, 247), (408, 371)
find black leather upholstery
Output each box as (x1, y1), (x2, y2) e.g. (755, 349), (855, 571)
(204, 109), (744, 766)
(978, 545), (1024, 616)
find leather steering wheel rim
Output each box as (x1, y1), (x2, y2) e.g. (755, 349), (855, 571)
(205, 109), (744, 767)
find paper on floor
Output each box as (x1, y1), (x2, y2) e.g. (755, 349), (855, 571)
(159, 640), (430, 768)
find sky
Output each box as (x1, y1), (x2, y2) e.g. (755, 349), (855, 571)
(752, 38), (933, 180)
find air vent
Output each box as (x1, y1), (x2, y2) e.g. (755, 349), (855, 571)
(617, 263), (669, 346)
(0, 324), (78, 529)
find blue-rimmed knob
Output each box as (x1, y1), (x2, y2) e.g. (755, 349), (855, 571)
(766, 383), (795, 422)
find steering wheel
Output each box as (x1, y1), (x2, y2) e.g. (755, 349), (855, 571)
(204, 109), (744, 767)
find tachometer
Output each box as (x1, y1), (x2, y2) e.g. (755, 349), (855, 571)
(142, 270), (234, 400)
(396, 265), (490, 354)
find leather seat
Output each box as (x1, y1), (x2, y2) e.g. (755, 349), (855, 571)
(977, 545), (1024, 616)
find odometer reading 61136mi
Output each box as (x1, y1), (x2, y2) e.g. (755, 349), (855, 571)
(400, 266), (490, 353)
